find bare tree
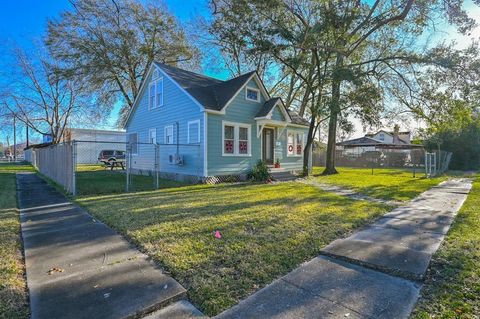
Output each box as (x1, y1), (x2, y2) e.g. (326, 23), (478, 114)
(1, 48), (100, 144)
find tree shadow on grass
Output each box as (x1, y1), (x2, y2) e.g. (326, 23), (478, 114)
(76, 182), (390, 315)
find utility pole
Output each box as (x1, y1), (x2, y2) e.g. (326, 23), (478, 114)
(26, 124), (29, 148)
(13, 115), (16, 162)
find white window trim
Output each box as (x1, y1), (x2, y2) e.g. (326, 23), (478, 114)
(188, 120), (200, 144)
(152, 68), (160, 80)
(148, 77), (164, 110)
(164, 125), (174, 144)
(149, 128), (157, 144)
(287, 130), (304, 157)
(128, 132), (138, 156)
(245, 87), (260, 102)
(222, 121), (252, 157)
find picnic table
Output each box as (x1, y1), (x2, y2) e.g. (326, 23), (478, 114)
(103, 160), (125, 170)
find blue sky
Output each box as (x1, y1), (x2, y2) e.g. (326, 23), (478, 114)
(1, 1), (479, 145)
(0, 0), (211, 145)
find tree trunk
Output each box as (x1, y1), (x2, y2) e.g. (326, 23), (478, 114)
(322, 53), (343, 175)
(323, 109), (338, 175)
(302, 116), (316, 176)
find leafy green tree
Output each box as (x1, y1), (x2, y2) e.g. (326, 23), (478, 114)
(423, 117), (480, 170)
(46, 0), (200, 125)
(209, 0), (480, 176)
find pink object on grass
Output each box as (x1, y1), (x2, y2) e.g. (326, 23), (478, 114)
(214, 230), (222, 239)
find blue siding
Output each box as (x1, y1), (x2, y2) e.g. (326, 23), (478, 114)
(126, 67), (205, 177)
(271, 105), (285, 121)
(207, 79), (309, 176)
(207, 79), (264, 176)
(274, 128), (308, 170)
(127, 69), (309, 179)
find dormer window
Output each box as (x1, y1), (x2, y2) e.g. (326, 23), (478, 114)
(245, 87), (260, 102)
(379, 133), (385, 141)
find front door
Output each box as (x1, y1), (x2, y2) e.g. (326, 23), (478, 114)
(262, 128), (274, 165)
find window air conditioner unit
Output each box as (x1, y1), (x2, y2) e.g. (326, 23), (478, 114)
(168, 154), (183, 165)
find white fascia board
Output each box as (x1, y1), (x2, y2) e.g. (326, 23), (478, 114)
(124, 63), (207, 128)
(205, 109), (226, 115)
(266, 99), (291, 122)
(123, 63), (154, 128)
(222, 73), (270, 111)
(154, 63), (205, 112)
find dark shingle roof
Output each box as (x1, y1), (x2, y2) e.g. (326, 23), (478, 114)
(154, 62), (309, 126)
(287, 109), (310, 126)
(256, 98), (281, 118)
(155, 62), (222, 109)
(337, 136), (420, 148)
(337, 137), (384, 146)
(155, 62), (255, 111)
(211, 72), (257, 111)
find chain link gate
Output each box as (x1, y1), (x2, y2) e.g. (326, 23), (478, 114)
(72, 140), (201, 195)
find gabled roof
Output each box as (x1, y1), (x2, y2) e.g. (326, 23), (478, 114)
(287, 109), (310, 126)
(365, 130), (411, 138)
(256, 97), (281, 118)
(255, 98), (311, 126)
(337, 137), (384, 147)
(155, 62), (256, 111)
(337, 136), (421, 148)
(124, 62), (310, 127)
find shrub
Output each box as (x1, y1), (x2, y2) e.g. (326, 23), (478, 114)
(250, 160), (270, 181)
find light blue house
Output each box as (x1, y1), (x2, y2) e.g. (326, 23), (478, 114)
(124, 62), (310, 182)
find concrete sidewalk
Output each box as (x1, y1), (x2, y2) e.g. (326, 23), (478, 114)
(216, 178), (472, 319)
(17, 172), (202, 319)
(321, 178), (472, 280)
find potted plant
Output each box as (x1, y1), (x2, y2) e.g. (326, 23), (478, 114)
(274, 158), (281, 168)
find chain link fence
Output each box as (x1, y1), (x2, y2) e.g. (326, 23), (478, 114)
(73, 140), (201, 195)
(313, 148), (452, 177)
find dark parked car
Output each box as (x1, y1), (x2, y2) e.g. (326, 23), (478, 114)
(98, 150), (125, 169)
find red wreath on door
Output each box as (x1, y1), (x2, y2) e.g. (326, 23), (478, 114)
(288, 145), (293, 152)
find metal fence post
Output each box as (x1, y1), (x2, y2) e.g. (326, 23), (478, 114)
(425, 152), (428, 177)
(126, 143), (131, 192)
(72, 140), (77, 196)
(155, 143), (159, 189)
(196, 144), (200, 183)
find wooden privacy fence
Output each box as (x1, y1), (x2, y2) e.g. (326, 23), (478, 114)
(28, 143), (74, 194)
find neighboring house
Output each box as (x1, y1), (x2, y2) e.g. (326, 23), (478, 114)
(336, 126), (421, 154)
(364, 129), (411, 145)
(62, 128), (126, 164)
(124, 62), (310, 182)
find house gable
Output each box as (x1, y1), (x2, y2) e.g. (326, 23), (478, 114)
(125, 63), (206, 176)
(255, 97), (291, 122)
(372, 130), (393, 143)
(271, 103), (285, 121)
(124, 64), (206, 128)
(210, 73), (270, 115)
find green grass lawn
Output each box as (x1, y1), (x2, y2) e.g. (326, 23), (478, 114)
(312, 167), (448, 201)
(77, 181), (391, 316)
(412, 174), (480, 318)
(76, 164), (184, 195)
(0, 163), (32, 319)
